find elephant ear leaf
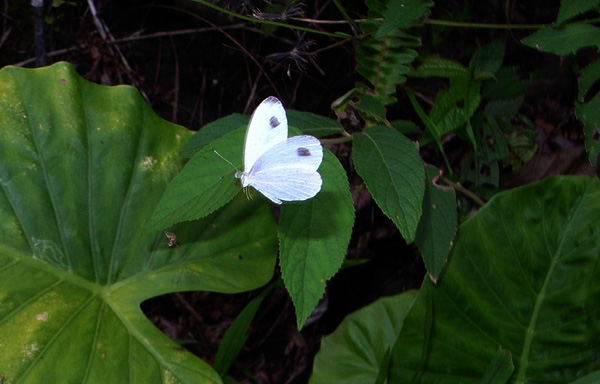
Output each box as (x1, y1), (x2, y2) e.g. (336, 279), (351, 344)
(0, 62), (278, 383)
(390, 175), (600, 383)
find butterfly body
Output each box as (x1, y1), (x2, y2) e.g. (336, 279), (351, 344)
(235, 96), (323, 204)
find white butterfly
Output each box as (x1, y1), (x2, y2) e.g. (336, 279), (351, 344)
(235, 96), (323, 204)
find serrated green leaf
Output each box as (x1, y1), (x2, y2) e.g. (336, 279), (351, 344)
(431, 77), (482, 136)
(522, 23), (600, 55)
(287, 109), (344, 138)
(555, 0), (600, 24)
(376, 0), (429, 37)
(390, 175), (600, 383)
(415, 165), (457, 278)
(409, 56), (468, 78)
(357, 29), (421, 105)
(148, 126), (245, 230)
(352, 126), (425, 242)
(279, 151), (354, 329)
(0, 62), (278, 383)
(310, 291), (418, 384)
(179, 114), (249, 158)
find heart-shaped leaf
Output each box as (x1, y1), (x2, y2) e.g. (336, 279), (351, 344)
(0, 62), (278, 383)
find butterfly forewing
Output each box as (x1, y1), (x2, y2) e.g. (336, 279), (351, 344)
(249, 135), (323, 175)
(243, 96), (288, 173)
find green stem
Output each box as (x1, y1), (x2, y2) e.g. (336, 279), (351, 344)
(188, 0), (342, 38)
(425, 18), (544, 30)
(330, 0), (360, 32)
(440, 176), (485, 207)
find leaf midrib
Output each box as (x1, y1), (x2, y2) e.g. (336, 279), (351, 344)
(514, 183), (590, 383)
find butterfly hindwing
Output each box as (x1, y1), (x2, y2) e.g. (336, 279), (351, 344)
(243, 96), (288, 173)
(247, 167), (322, 204)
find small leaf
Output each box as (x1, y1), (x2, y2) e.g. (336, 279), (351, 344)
(577, 59), (600, 102)
(310, 291), (418, 384)
(415, 165), (457, 278)
(376, 0), (430, 37)
(287, 109), (344, 137)
(352, 126), (425, 242)
(469, 40), (505, 76)
(147, 126), (244, 230)
(213, 283), (276, 377)
(576, 59), (600, 166)
(575, 93), (600, 166)
(521, 23), (600, 55)
(555, 0), (600, 24)
(279, 151), (354, 329)
(179, 114), (249, 158)
(409, 56), (468, 78)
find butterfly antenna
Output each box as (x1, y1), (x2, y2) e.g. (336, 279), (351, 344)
(212, 149), (239, 172)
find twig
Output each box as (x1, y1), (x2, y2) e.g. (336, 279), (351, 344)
(31, 0), (46, 67)
(440, 176), (486, 207)
(168, 35), (179, 124)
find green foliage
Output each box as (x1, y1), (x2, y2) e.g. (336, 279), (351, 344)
(0, 62), (278, 383)
(286, 110), (345, 137)
(521, 4), (600, 166)
(213, 282), (277, 378)
(352, 126), (425, 242)
(556, 0), (600, 24)
(310, 291), (419, 384)
(179, 114), (249, 158)
(415, 165), (457, 278)
(390, 176), (600, 383)
(332, 0), (431, 122)
(356, 27), (421, 107)
(377, 0), (431, 37)
(577, 60), (600, 166)
(279, 150), (354, 328)
(522, 23), (600, 55)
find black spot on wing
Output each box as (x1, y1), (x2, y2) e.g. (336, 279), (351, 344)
(297, 147), (311, 157)
(270, 116), (280, 129)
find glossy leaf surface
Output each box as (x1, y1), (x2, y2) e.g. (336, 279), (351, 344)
(0, 63), (278, 383)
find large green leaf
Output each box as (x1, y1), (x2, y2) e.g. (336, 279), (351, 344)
(0, 62), (278, 383)
(310, 291), (418, 384)
(390, 175), (600, 383)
